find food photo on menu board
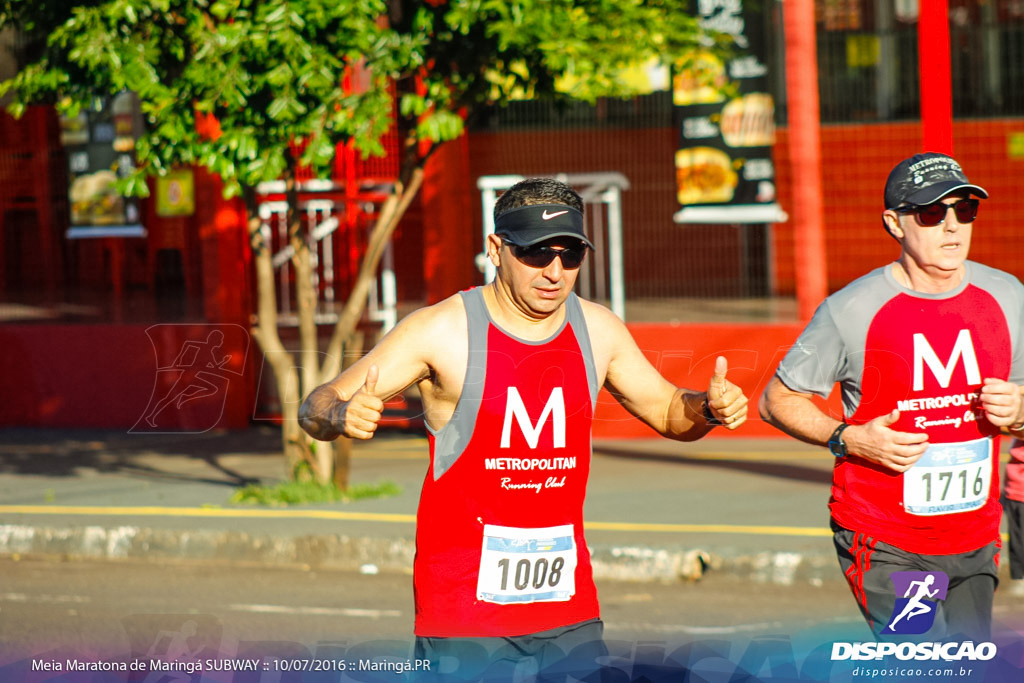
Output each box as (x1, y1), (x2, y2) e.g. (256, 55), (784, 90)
(672, 1), (778, 213)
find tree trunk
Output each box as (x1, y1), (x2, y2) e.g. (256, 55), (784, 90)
(244, 186), (320, 481)
(316, 156), (426, 491)
(332, 438), (352, 491)
(284, 164), (329, 483)
(330, 330), (364, 491)
(285, 164), (322, 413)
(246, 143), (430, 487)
(320, 163), (426, 383)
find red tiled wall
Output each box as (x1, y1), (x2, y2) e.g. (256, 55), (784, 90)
(467, 119), (1024, 297)
(774, 120), (1024, 293)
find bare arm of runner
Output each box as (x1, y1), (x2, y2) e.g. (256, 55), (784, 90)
(589, 304), (748, 440)
(759, 376), (930, 473)
(299, 301), (459, 441)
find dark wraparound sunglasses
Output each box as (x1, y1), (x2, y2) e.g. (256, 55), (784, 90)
(892, 198), (980, 227)
(507, 242), (588, 269)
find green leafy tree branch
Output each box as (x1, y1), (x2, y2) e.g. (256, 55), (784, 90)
(2, 0), (720, 487)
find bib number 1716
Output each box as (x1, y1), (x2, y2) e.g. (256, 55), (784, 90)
(904, 437), (992, 516)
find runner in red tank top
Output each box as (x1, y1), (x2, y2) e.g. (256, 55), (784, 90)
(761, 153), (1024, 641)
(300, 178), (750, 678)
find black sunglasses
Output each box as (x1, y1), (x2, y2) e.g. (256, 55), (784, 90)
(507, 242), (588, 269)
(892, 198), (979, 227)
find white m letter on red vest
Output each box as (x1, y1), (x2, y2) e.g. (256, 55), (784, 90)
(501, 387), (566, 449)
(912, 329), (981, 391)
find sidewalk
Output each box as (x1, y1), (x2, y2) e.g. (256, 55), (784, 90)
(0, 426), (1013, 585)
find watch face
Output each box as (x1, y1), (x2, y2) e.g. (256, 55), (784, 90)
(829, 425), (847, 457)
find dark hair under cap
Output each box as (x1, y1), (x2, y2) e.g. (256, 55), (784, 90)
(494, 204), (594, 249)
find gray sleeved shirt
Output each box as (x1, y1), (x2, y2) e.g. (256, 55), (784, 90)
(776, 261), (1024, 419)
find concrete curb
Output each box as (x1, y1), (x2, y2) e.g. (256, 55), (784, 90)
(0, 523), (842, 586)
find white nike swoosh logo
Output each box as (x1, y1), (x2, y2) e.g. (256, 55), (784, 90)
(542, 210), (569, 220)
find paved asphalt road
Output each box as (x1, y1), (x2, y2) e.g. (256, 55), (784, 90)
(0, 557), (865, 651)
(3, 429), (1024, 681)
(4, 558), (1024, 668)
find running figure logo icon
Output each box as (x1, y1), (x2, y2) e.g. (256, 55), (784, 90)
(132, 324), (249, 433)
(882, 571), (949, 635)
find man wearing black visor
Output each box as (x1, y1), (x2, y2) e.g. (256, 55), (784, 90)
(300, 177), (749, 679)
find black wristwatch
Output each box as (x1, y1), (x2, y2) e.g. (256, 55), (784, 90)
(828, 423), (849, 458)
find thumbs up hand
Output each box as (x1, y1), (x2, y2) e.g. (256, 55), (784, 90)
(704, 356), (748, 430)
(337, 364), (386, 440)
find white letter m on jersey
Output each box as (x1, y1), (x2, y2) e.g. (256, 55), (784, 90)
(913, 329), (981, 391)
(501, 387), (566, 449)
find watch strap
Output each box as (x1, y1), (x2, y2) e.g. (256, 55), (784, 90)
(828, 423), (849, 458)
(702, 399), (723, 427)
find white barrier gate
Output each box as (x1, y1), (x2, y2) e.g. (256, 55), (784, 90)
(257, 179), (397, 332)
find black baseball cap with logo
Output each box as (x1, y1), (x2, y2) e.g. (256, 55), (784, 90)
(884, 152), (988, 209)
(493, 204), (594, 248)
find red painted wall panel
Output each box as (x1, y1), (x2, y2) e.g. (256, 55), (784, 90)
(0, 324), (252, 430)
(0, 321), (843, 437)
(591, 322), (841, 439)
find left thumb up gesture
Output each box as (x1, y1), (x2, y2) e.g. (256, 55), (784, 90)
(705, 356), (748, 430)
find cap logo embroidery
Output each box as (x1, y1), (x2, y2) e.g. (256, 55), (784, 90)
(542, 209), (569, 220)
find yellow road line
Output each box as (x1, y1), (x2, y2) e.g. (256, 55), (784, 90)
(1, 505), (1010, 542)
(0, 505), (828, 536)
(0, 505), (416, 523)
(585, 521), (832, 536)
(357, 450), (828, 461)
(601, 451), (827, 462)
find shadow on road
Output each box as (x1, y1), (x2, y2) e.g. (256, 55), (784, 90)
(594, 444), (833, 485)
(0, 426), (284, 486)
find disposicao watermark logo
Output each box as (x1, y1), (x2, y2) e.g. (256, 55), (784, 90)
(882, 570), (948, 635)
(830, 569), (999, 666)
(830, 641), (997, 662)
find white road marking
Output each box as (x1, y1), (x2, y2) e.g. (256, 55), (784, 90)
(612, 621), (785, 635)
(229, 603), (401, 619)
(0, 592), (91, 604)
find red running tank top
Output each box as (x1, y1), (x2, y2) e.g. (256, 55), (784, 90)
(413, 287), (600, 637)
(778, 263), (1024, 555)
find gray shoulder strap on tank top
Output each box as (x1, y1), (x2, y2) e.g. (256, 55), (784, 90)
(430, 289), (599, 480)
(430, 288), (489, 480)
(564, 293), (599, 408)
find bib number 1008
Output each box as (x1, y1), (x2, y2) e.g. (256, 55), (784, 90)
(496, 556), (565, 591)
(476, 524), (577, 604)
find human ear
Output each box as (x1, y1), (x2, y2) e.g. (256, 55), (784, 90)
(487, 233), (503, 267)
(882, 211), (904, 241)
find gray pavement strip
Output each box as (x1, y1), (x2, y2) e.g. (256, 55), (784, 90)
(2, 432), (1015, 586)
(0, 522), (842, 586)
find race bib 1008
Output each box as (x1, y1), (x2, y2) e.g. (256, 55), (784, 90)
(903, 437), (992, 516)
(476, 524), (577, 605)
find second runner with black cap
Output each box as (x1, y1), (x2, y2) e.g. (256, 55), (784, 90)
(760, 152), (1024, 641)
(300, 177), (750, 679)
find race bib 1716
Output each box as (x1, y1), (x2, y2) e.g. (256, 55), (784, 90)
(903, 437), (992, 516)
